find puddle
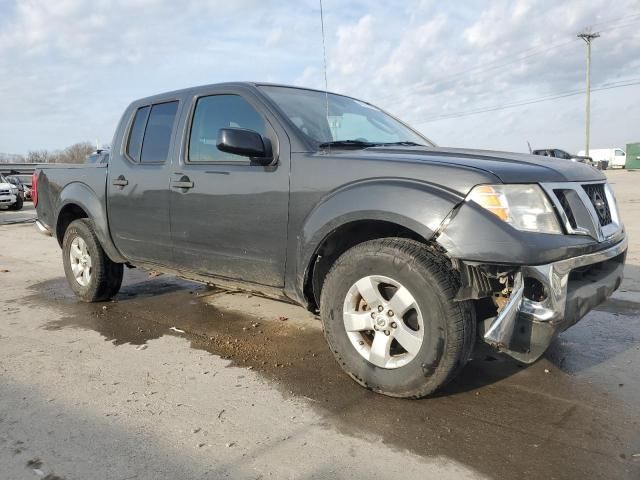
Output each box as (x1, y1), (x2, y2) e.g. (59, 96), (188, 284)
(28, 275), (640, 480)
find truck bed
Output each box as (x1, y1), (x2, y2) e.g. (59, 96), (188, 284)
(35, 163), (108, 241)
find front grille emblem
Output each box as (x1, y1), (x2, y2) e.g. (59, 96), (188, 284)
(591, 190), (607, 219)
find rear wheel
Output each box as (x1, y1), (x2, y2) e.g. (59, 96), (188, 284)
(320, 238), (475, 398)
(62, 219), (123, 302)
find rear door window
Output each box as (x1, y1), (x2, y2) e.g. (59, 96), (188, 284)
(140, 101), (179, 163)
(126, 101), (179, 163)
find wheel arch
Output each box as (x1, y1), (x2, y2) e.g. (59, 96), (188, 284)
(293, 180), (463, 309)
(55, 182), (126, 263)
(56, 203), (89, 245)
(303, 219), (432, 310)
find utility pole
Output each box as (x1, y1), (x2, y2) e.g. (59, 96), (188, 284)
(577, 31), (600, 157)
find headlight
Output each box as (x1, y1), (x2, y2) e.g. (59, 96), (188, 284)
(466, 184), (563, 234)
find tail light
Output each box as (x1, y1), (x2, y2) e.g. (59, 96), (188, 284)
(32, 171), (38, 207)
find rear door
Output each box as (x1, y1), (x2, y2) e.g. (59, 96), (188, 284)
(169, 87), (290, 287)
(107, 100), (180, 265)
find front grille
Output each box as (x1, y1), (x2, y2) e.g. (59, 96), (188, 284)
(582, 183), (612, 226)
(543, 181), (619, 241)
(554, 189), (577, 229)
(0, 189), (9, 195)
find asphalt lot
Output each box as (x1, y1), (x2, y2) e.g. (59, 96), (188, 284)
(1, 170), (639, 480)
(0, 201), (37, 225)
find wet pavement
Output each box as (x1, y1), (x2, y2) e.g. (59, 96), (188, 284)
(1, 170), (639, 479)
(23, 266), (640, 480)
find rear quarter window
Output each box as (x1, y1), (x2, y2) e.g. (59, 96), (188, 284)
(126, 106), (150, 162)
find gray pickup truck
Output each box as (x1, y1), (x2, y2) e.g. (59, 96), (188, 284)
(34, 82), (627, 398)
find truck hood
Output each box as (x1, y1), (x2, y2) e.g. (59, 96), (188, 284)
(0, 182), (14, 190)
(346, 146), (606, 183)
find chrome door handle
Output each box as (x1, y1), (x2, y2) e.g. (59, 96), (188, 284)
(112, 176), (128, 187)
(172, 180), (194, 189)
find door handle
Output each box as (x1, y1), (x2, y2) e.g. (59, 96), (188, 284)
(172, 177), (194, 189)
(112, 176), (128, 187)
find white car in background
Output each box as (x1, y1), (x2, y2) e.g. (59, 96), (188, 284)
(0, 174), (22, 210)
(579, 148), (627, 169)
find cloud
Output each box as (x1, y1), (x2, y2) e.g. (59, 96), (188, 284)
(319, 0), (640, 152)
(0, 0), (638, 154)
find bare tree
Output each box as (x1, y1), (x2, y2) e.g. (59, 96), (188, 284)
(27, 150), (52, 163)
(0, 152), (26, 163)
(59, 142), (95, 163)
(3, 141), (95, 165)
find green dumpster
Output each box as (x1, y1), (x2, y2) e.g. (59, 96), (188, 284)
(626, 143), (640, 169)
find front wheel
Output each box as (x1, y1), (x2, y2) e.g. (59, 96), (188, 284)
(320, 238), (475, 398)
(62, 219), (123, 302)
(10, 195), (23, 210)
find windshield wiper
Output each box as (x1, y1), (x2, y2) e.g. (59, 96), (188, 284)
(376, 141), (426, 147)
(318, 140), (377, 149)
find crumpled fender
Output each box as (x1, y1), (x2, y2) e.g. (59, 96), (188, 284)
(437, 200), (605, 265)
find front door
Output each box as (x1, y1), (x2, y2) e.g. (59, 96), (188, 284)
(107, 100), (180, 265)
(170, 89), (290, 287)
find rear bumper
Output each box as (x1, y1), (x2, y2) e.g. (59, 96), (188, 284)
(35, 219), (53, 237)
(482, 236), (627, 363)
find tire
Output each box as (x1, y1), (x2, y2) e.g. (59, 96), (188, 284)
(10, 195), (23, 210)
(320, 238), (475, 399)
(62, 219), (123, 302)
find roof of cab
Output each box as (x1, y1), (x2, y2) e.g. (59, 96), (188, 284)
(129, 81), (360, 106)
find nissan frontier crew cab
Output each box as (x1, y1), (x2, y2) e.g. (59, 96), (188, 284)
(33, 83), (627, 398)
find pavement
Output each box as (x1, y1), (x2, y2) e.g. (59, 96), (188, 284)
(0, 201), (37, 225)
(1, 171), (639, 480)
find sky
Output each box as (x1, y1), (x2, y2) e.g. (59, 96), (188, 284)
(1, 0), (639, 155)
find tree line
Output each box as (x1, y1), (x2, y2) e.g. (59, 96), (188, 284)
(0, 142), (96, 164)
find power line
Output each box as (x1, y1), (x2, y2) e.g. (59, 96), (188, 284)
(585, 11), (640, 29)
(413, 40), (577, 94)
(416, 79), (640, 124)
(374, 38), (578, 105)
(374, 12), (640, 107)
(599, 19), (640, 32)
(403, 18), (640, 108)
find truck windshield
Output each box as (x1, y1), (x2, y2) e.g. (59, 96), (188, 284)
(259, 86), (431, 148)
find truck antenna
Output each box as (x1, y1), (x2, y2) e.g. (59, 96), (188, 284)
(319, 0), (330, 147)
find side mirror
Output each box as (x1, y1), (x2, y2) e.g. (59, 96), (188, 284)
(217, 128), (273, 165)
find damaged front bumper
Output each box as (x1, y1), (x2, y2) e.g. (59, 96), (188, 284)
(480, 237), (627, 363)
